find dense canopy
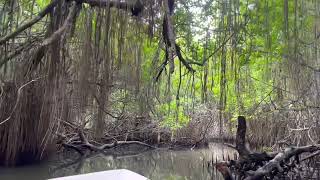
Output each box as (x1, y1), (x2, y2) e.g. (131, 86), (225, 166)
(0, 0), (319, 170)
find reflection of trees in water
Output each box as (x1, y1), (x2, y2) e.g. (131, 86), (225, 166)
(78, 154), (320, 179)
(51, 143), (237, 180)
(0, 162), (50, 180)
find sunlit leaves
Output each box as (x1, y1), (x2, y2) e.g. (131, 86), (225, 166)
(154, 100), (190, 130)
(36, 0), (50, 9)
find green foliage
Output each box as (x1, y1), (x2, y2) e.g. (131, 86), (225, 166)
(5, 0), (314, 131)
(148, 0), (303, 126)
(36, 0), (50, 9)
(154, 99), (190, 130)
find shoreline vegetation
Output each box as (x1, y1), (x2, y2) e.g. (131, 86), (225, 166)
(0, 0), (320, 179)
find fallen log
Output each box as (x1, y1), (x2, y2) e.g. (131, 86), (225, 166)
(216, 116), (320, 180)
(245, 145), (320, 180)
(63, 129), (157, 155)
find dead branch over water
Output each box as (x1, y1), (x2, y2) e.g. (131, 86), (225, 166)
(215, 116), (320, 180)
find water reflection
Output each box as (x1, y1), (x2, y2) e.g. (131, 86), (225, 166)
(51, 143), (237, 180)
(0, 143), (236, 180)
(0, 161), (50, 180)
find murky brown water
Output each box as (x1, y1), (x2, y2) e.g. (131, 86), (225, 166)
(0, 143), (236, 180)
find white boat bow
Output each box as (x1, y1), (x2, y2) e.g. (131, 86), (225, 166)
(49, 169), (148, 180)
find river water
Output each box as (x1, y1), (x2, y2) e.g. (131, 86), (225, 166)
(0, 143), (236, 180)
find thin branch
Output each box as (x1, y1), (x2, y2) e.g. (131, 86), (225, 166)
(0, 77), (43, 126)
(188, 16), (250, 67)
(300, 150), (320, 162)
(154, 59), (168, 81)
(0, 38), (40, 68)
(175, 43), (195, 73)
(0, 0), (59, 45)
(0, 0), (144, 46)
(63, 129), (157, 154)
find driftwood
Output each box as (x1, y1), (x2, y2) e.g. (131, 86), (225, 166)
(216, 116), (320, 180)
(62, 129), (156, 155)
(245, 145), (320, 180)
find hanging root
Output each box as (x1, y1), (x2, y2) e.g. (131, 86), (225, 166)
(0, 0), (60, 45)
